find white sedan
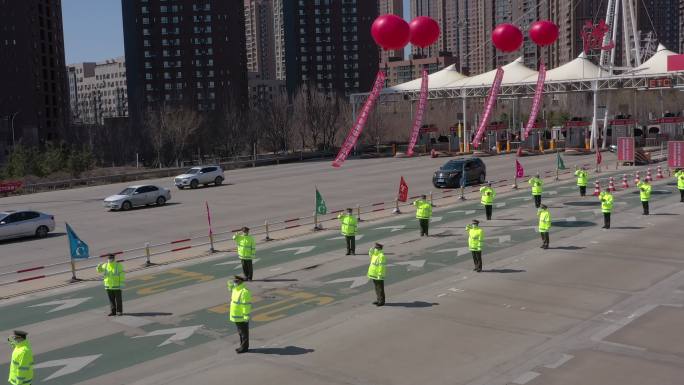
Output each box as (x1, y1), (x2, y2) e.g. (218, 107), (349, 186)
(0, 211), (56, 240)
(104, 185), (171, 211)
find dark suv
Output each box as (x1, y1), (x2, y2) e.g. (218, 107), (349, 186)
(433, 158), (487, 188)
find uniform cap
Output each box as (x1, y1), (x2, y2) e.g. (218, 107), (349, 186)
(374, 242), (383, 249)
(472, 219), (480, 225)
(13, 330), (27, 339)
(233, 275), (246, 282)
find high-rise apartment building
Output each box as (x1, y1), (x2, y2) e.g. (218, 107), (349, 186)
(273, 0), (286, 80)
(67, 57), (128, 125)
(245, 0), (276, 80)
(458, 0), (495, 75)
(494, 0), (549, 68)
(378, 0), (404, 62)
(409, 0), (459, 58)
(121, 0), (248, 126)
(637, 0), (679, 53)
(0, 0), (69, 148)
(283, 0), (379, 96)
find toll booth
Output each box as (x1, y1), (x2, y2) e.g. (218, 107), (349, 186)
(564, 120), (591, 154)
(608, 119), (636, 146)
(484, 122), (509, 153)
(418, 125), (439, 148)
(650, 117), (684, 141)
(520, 121), (546, 152)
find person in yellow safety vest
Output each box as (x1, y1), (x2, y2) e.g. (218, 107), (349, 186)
(637, 180), (652, 215)
(96, 253), (125, 316)
(537, 204), (551, 249)
(367, 243), (386, 306)
(7, 330), (33, 385)
(338, 208), (358, 255)
(528, 173), (544, 208)
(466, 219), (484, 272)
(575, 166), (589, 197)
(480, 182), (496, 220)
(675, 169), (684, 203)
(228, 275), (252, 353)
(413, 194), (435, 237)
(599, 191), (614, 229)
(233, 227), (255, 280)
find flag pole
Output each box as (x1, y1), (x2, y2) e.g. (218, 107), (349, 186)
(555, 148), (560, 181)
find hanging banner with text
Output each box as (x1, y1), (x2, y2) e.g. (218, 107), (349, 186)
(617, 137), (635, 163)
(523, 62), (546, 140)
(472, 67), (504, 149)
(332, 71), (386, 168)
(406, 70), (429, 157)
(668, 141), (684, 168)
(0, 181), (23, 193)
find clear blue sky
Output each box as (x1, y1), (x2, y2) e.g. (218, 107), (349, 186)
(61, 1), (411, 64)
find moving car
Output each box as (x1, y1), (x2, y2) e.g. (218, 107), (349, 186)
(0, 211), (55, 240)
(433, 158), (487, 188)
(174, 166), (224, 189)
(103, 185), (171, 211)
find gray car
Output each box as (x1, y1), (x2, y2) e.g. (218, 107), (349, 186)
(0, 210), (56, 240)
(103, 185), (171, 211)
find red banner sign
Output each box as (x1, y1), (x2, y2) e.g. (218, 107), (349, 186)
(524, 62), (546, 140)
(669, 141), (684, 168)
(472, 67), (504, 149)
(610, 119), (636, 126)
(0, 181), (23, 193)
(332, 71), (386, 168)
(652, 117), (684, 124)
(617, 137), (635, 162)
(398, 176), (408, 202)
(406, 70), (429, 157)
(667, 54), (684, 71)
(419, 126), (438, 133)
(564, 121), (591, 127)
(648, 78), (672, 88)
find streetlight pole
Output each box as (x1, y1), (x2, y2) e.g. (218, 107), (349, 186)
(10, 111), (20, 147)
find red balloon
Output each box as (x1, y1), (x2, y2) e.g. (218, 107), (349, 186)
(371, 14), (410, 51)
(491, 23), (523, 52)
(529, 20), (559, 46)
(409, 16), (440, 48)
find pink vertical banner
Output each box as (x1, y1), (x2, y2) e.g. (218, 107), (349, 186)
(332, 71), (386, 168)
(406, 69), (429, 157)
(472, 67), (504, 149)
(523, 62), (546, 140)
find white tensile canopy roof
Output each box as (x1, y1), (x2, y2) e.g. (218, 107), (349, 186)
(388, 64), (467, 91)
(628, 44), (677, 75)
(526, 52), (609, 82)
(454, 57), (539, 87)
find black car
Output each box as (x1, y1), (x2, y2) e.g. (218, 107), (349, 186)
(433, 158), (487, 188)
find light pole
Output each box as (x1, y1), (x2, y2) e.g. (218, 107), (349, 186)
(9, 111), (19, 147)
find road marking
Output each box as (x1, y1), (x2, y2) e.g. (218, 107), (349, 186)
(34, 354), (102, 381)
(544, 354), (574, 369)
(432, 216), (443, 222)
(325, 276), (369, 288)
(436, 247), (470, 256)
(511, 197), (533, 201)
(512, 371), (540, 384)
(375, 225), (406, 232)
(448, 288), (464, 292)
(28, 297), (91, 313)
(565, 217), (577, 222)
(516, 225), (538, 231)
(215, 260), (240, 266)
(129, 269), (215, 296)
(252, 290), (334, 322)
(448, 210), (476, 215)
(497, 235), (511, 243)
(546, 191), (558, 195)
(276, 246), (315, 255)
(495, 203), (506, 208)
(112, 315), (153, 328)
(394, 260), (426, 269)
(133, 325), (203, 347)
(231, 258), (261, 270)
(327, 234), (365, 241)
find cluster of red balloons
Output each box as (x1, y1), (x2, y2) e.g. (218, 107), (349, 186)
(371, 14), (441, 51)
(491, 20), (559, 52)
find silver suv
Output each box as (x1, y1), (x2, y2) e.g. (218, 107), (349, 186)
(0, 211), (55, 240)
(174, 166), (225, 189)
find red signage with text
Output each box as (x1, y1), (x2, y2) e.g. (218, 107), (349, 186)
(647, 78), (672, 88)
(564, 121), (591, 128)
(669, 141), (684, 168)
(0, 181), (23, 193)
(617, 137), (635, 163)
(653, 117), (684, 124)
(609, 119), (636, 126)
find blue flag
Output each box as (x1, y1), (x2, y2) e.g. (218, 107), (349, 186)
(66, 223), (90, 259)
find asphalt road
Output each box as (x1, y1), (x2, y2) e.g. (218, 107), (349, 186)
(0, 152), (606, 271)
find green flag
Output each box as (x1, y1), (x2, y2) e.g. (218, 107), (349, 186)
(556, 152), (566, 170)
(315, 188), (327, 215)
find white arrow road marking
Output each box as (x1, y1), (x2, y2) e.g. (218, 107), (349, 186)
(546, 191), (558, 195)
(28, 297), (91, 313)
(615, 201), (628, 205)
(394, 260), (426, 269)
(495, 203), (507, 208)
(516, 225), (538, 231)
(275, 246), (315, 255)
(511, 197), (533, 201)
(564, 217), (577, 222)
(436, 247), (470, 256)
(326, 276), (369, 288)
(35, 354), (102, 381)
(327, 234), (365, 241)
(133, 325), (203, 347)
(375, 225), (406, 232)
(432, 216), (443, 222)
(497, 235), (511, 243)
(215, 260), (240, 266)
(228, 258), (261, 269)
(449, 210), (476, 215)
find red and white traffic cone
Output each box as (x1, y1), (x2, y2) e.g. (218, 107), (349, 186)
(634, 171), (641, 185)
(608, 177), (616, 192)
(645, 168), (653, 182)
(657, 165), (664, 179)
(593, 180), (601, 196)
(622, 174), (629, 188)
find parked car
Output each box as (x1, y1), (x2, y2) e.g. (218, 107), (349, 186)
(103, 185), (171, 211)
(174, 166), (224, 189)
(0, 211), (55, 240)
(433, 158), (487, 188)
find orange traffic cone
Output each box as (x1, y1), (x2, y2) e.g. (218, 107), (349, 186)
(608, 177), (616, 192)
(645, 168), (653, 182)
(593, 180), (601, 196)
(621, 174), (629, 188)
(634, 171), (641, 185)
(656, 165), (664, 179)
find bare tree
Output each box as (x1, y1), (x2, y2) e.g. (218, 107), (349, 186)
(293, 85), (347, 151)
(163, 106), (203, 166)
(259, 93), (293, 153)
(219, 101), (248, 157)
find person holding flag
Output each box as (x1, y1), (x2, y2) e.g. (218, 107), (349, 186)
(338, 208), (358, 255)
(233, 227), (255, 280)
(574, 166), (589, 196)
(598, 190), (613, 229)
(537, 204), (551, 249)
(413, 194), (434, 236)
(637, 180), (652, 215)
(466, 220), (484, 272)
(96, 253), (125, 316)
(675, 169), (684, 202)
(528, 173), (544, 208)
(479, 182), (496, 220)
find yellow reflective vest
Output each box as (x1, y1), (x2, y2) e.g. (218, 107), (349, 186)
(480, 186), (496, 205)
(367, 247), (386, 280)
(233, 233), (256, 260)
(676, 170), (684, 190)
(96, 261), (125, 290)
(466, 225), (484, 251)
(8, 339), (33, 385)
(529, 177), (544, 195)
(538, 208), (552, 232)
(575, 170), (588, 187)
(228, 281), (252, 323)
(637, 181), (652, 201)
(599, 191), (614, 213)
(413, 199), (433, 219)
(337, 213), (358, 236)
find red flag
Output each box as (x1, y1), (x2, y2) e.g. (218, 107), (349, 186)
(205, 201), (213, 236)
(398, 176), (408, 202)
(515, 160), (525, 178)
(596, 149), (602, 165)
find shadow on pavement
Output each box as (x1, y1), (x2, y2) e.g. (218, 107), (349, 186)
(651, 213), (679, 216)
(258, 278), (299, 282)
(492, 218), (522, 221)
(481, 269), (525, 273)
(632, 190), (671, 195)
(552, 220), (595, 227)
(563, 201), (600, 207)
(611, 226), (645, 230)
(548, 246), (586, 250)
(383, 301), (438, 308)
(123, 312), (173, 317)
(248, 346), (314, 355)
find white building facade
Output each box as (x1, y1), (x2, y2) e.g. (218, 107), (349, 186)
(67, 56), (128, 125)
